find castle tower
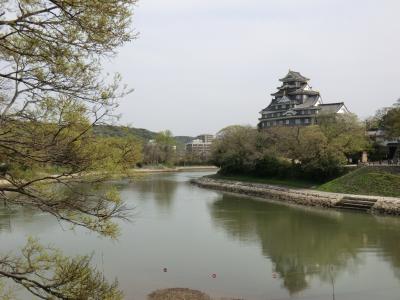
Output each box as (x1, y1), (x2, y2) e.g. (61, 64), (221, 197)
(258, 70), (348, 128)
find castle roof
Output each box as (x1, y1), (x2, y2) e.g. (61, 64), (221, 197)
(279, 70), (309, 83)
(293, 97), (320, 109)
(318, 102), (348, 113)
(288, 89), (319, 96)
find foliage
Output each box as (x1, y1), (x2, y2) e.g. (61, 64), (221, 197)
(0, 281), (14, 300)
(93, 125), (157, 141)
(211, 115), (368, 182)
(259, 125), (348, 181)
(0, 238), (123, 299)
(316, 113), (369, 157)
(365, 107), (391, 130)
(93, 125), (195, 146)
(0, 0), (139, 230)
(368, 143), (389, 161)
(211, 126), (260, 175)
(368, 99), (400, 137)
(381, 99), (400, 138)
(142, 130), (177, 166)
(0, 92), (141, 238)
(1, 0), (138, 298)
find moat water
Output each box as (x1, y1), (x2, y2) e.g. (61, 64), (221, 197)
(1, 171), (400, 299)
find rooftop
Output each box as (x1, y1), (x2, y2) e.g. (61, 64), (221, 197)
(318, 102), (348, 114)
(279, 70), (310, 83)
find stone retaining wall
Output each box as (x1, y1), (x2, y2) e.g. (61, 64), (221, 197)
(192, 177), (400, 215)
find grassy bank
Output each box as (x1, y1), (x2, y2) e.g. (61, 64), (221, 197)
(318, 166), (400, 197)
(210, 166), (400, 197)
(207, 174), (317, 188)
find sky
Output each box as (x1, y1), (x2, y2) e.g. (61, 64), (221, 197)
(104, 0), (400, 136)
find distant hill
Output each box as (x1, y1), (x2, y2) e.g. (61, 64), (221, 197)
(93, 125), (194, 144)
(93, 125), (157, 141)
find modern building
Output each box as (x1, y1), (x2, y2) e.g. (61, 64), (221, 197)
(197, 134), (215, 144)
(185, 134), (215, 158)
(258, 70), (349, 128)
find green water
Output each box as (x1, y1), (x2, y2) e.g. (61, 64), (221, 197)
(1, 171), (400, 299)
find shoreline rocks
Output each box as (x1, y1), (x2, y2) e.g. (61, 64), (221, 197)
(192, 177), (400, 216)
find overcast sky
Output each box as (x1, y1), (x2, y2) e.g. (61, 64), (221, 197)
(104, 0), (400, 136)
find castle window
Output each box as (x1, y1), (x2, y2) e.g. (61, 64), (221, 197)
(295, 119), (301, 125)
(285, 120), (290, 125)
(305, 118), (310, 124)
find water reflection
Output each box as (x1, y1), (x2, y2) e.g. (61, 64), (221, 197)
(130, 174), (179, 212)
(2, 172), (400, 299)
(209, 194), (400, 295)
(0, 203), (11, 233)
(0, 204), (61, 236)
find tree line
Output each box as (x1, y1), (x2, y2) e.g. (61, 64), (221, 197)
(212, 113), (369, 182)
(211, 100), (400, 182)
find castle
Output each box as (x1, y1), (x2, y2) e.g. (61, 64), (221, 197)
(258, 70), (349, 128)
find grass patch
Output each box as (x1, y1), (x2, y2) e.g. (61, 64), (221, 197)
(208, 174), (317, 189)
(318, 166), (400, 197)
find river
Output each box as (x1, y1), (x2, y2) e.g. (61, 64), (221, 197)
(1, 171), (400, 300)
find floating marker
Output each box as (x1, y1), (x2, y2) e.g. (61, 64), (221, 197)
(211, 273), (217, 278)
(163, 268), (167, 272)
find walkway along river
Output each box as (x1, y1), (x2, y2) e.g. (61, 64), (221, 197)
(1, 171), (400, 299)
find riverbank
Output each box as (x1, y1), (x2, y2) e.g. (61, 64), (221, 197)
(206, 174), (317, 188)
(0, 166), (219, 187)
(192, 177), (400, 215)
(135, 166), (218, 173)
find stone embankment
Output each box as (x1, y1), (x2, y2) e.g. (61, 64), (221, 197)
(192, 177), (400, 216)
